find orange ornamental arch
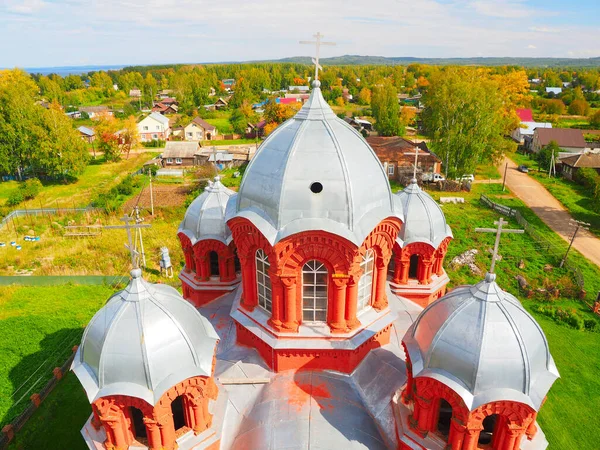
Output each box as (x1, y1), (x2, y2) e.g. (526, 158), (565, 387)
(92, 375), (219, 450)
(392, 239), (448, 285)
(227, 217), (275, 312)
(178, 232), (196, 274)
(192, 238), (237, 282)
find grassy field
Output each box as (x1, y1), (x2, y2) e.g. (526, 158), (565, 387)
(508, 152), (600, 237)
(0, 153), (154, 209)
(475, 161), (501, 180)
(0, 207), (186, 278)
(0, 284), (115, 429)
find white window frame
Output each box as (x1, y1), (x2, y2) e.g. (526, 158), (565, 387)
(256, 249), (272, 312)
(143, 126), (148, 131)
(302, 260), (328, 322)
(388, 164), (395, 176)
(175, 158), (182, 165)
(152, 134), (158, 139)
(166, 158), (173, 164)
(357, 249), (375, 313)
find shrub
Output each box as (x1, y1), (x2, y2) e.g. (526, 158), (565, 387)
(6, 190), (24, 207)
(5, 178), (42, 206)
(142, 139), (165, 148)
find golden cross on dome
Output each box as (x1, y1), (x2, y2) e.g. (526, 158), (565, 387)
(105, 213), (151, 269)
(475, 218), (524, 273)
(300, 32), (336, 81)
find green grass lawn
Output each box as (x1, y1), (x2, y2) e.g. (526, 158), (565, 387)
(475, 161), (501, 180)
(202, 138), (257, 146)
(508, 152), (600, 237)
(0, 284), (114, 429)
(0, 153), (153, 210)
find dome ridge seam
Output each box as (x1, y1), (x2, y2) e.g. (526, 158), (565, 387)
(497, 301), (531, 395)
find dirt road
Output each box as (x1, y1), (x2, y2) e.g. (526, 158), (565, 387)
(500, 157), (600, 267)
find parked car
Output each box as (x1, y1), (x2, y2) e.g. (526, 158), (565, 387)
(517, 165), (529, 173)
(422, 173), (446, 183)
(457, 174), (475, 183)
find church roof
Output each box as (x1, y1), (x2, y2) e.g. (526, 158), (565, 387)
(227, 80), (402, 246)
(403, 273), (559, 411)
(395, 180), (452, 249)
(179, 176), (235, 245)
(71, 269), (219, 405)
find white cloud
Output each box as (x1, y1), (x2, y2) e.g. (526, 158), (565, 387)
(529, 26), (561, 33)
(5, 0), (46, 14)
(526, 44), (536, 49)
(469, 0), (535, 19)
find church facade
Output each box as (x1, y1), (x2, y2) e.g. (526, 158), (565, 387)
(72, 79), (558, 450)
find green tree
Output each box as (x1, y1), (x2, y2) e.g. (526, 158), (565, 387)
(371, 80), (404, 137)
(537, 141), (559, 172)
(568, 99), (590, 116)
(422, 68), (514, 178)
(590, 110), (600, 129)
(38, 102), (89, 179)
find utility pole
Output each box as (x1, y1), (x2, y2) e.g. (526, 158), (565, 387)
(560, 219), (590, 268)
(548, 150), (556, 178)
(502, 162), (508, 192)
(148, 168), (154, 216)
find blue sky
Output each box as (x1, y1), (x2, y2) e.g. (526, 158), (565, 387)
(1, 0), (599, 68)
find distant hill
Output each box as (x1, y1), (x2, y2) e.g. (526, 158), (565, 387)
(271, 54), (600, 68)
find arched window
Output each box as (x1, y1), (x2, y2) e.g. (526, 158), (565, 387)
(436, 399), (452, 438)
(357, 249), (375, 312)
(209, 251), (219, 276)
(171, 395), (186, 431)
(255, 249), (272, 312)
(234, 249), (241, 273)
(479, 414), (498, 446)
(129, 406), (147, 440)
(409, 254), (419, 279)
(302, 260), (328, 322)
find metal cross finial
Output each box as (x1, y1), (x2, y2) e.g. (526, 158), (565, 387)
(300, 32), (336, 81)
(104, 213), (151, 270)
(475, 218), (524, 273)
(405, 146), (421, 181)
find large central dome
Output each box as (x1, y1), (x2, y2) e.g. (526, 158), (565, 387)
(229, 81), (400, 245)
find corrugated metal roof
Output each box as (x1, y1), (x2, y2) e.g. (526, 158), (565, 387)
(162, 141), (200, 158)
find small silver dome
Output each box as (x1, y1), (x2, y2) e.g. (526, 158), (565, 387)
(403, 273), (559, 411)
(72, 270), (219, 405)
(228, 85), (402, 246)
(396, 180), (452, 248)
(179, 176), (235, 245)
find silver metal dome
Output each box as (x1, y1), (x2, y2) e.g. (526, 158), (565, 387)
(396, 180), (452, 248)
(179, 176), (235, 245)
(227, 82), (402, 246)
(72, 269), (220, 405)
(403, 273), (559, 411)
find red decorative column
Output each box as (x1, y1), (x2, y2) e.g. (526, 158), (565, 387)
(268, 276), (283, 330)
(240, 258), (256, 311)
(372, 258), (388, 310)
(392, 255), (402, 284)
(157, 413), (176, 450)
(144, 418), (162, 450)
(448, 418), (466, 450)
(281, 276), (299, 331)
(461, 425), (483, 450)
(504, 427), (526, 450)
(345, 274), (360, 330)
(330, 277), (348, 333)
(399, 255), (410, 284)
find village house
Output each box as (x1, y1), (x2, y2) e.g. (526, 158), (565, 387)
(77, 126), (95, 143)
(512, 121), (552, 146)
(137, 112), (171, 142)
(161, 141), (201, 166)
(129, 89), (141, 98)
(532, 128), (588, 154)
(288, 85), (310, 93)
(157, 89), (173, 99)
(221, 79), (235, 91)
(559, 152), (600, 180)
(345, 117), (373, 133)
(204, 97), (228, 111)
(79, 106), (112, 119)
(246, 120), (266, 138)
(545, 87), (563, 96)
(366, 136), (442, 182)
(181, 117), (217, 141)
(152, 102), (179, 115)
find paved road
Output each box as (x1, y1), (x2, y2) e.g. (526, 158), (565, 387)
(500, 157), (600, 268)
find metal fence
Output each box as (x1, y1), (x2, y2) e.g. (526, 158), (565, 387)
(0, 207), (99, 230)
(480, 194), (585, 290)
(0, 348), (78, 449)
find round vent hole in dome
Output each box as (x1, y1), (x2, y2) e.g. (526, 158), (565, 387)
(310, 182), (323, 194)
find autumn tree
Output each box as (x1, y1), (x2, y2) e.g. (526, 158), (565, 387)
(357, 88), (371, 105)
(590, 110), (600, 129)
(541, 99), (566, 115)
(422, 67), (514, 178)
(119, 116), (140, 159)
(371, 80), (404, 137)
(95, 112), (121, 161)
(568, 99), (591, 116)
(230, 100), (257, 135)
